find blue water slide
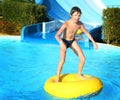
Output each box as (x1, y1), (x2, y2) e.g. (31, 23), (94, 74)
(43, 0), (106, 26)
(56, 0), (102, 25)
(43, 0), (69, 21)
(40, 0), (120, 25)
(84, 0), (106, 15)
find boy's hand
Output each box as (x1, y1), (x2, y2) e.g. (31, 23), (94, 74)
(94, 43), (98, 50)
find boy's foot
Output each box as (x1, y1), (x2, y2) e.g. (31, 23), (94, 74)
(55, 80), (59, 82)
(78, 74), (86, 80)
(51, 79), (59, 82)
(55, 78), (60, 82)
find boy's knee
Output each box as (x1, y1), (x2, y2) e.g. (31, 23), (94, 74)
(83, 56), (86, 61)
(79, 55), (85, 62)
(82, 57), (85, 62)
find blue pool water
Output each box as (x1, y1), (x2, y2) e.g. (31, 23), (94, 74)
(0, 36), (120, 100)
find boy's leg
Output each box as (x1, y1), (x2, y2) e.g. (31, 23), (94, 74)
(56, 43), (67, 82)
(71, 40), (86, 78)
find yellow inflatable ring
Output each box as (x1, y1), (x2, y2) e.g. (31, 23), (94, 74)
(44, 74), (103, 98)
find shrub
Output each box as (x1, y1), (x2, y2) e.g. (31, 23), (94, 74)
(102, 8), (120, 44)
(0, 1), (2, 16)
(0, 20), (21, 35)
(11, 0), (35, 3)
(2, 0), (48, 25)
(1, 0), (48, 35)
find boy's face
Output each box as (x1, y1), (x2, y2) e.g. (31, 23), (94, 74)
(71, 11), (81, 23)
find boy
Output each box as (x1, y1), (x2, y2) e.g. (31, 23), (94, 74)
(55, 6), (98, 82)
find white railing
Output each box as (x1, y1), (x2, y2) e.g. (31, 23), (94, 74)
(42, 20), (63, 39)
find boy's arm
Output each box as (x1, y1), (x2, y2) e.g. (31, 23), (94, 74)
(80, 25), (98, 49)
(55, 22), (66, 43)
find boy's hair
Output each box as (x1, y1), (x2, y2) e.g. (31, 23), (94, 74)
(70, 6), (82, 15)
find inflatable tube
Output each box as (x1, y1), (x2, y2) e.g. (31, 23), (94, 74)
(76, 29), (83, 35)
(44, 74), (103, 98)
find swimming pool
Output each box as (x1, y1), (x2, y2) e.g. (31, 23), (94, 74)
(0, 36), (120, 100)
